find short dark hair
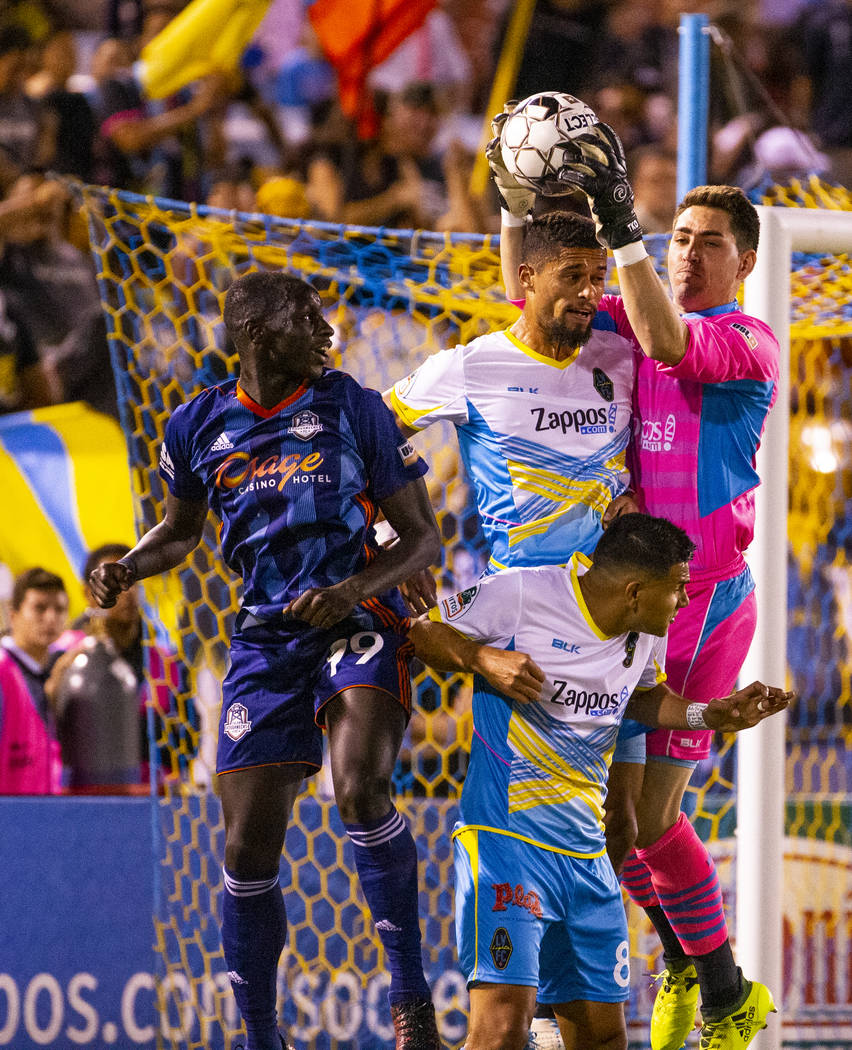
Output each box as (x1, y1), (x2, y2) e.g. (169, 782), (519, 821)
(223, 270), (316, 342)
(592, 513), (695, 578)
(521, 212), (603, 269)
(11, 567), (67, 610)
(674, 185), (760, 253)
(82, 543), (131, 581)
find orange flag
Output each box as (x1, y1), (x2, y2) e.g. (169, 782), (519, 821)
(308, 0), (437, 137)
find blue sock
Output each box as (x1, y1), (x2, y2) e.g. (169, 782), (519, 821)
(345, 808), (430, 1006)
(222, 869), (287, 1050)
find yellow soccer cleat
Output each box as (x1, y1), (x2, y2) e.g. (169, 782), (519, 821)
(650, 962), (700, 1050)
(698, 980), (776, 1050)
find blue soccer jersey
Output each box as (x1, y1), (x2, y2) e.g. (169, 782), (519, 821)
(159, 371), (428, 619)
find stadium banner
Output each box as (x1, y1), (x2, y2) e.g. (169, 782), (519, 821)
(2, 795), (850, 1049)
(0, 797), (157, 1050)
(0, 403), (135, 619)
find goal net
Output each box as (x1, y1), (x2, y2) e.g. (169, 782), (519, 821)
(78, 177), (852, 1049)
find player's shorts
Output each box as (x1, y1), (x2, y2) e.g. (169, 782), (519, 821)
(217, 609), (413, 775)
(453, 827), (630, 1005)
(646, 566), (757, 763)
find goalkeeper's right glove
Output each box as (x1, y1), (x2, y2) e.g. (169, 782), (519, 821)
(486, 104), (536, 222)
(556, 122), (643, 250)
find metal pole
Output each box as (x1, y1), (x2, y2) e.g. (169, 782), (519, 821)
(739, 206), (791, 1050)
(677, 13), (710, 197)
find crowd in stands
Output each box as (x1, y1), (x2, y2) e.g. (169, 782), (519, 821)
(0, 0), (849, 794)
(0, 0), (847, 421)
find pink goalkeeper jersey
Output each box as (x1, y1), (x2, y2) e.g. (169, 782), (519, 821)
(600, 294), (779, 581)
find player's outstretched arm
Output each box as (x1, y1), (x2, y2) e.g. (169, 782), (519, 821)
(557, 122), (688, 364)
(284, 477), (440, 629)
(626, 680), (792, 733)
(408, 616), (545, 704)
(88, 491), (209, 609)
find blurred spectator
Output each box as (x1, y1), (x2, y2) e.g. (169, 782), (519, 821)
(629, 144), (678, 233)
(0, 172), (117, 417)
(25, 27), (95, 181)
(306, 82), (485, 230)
(708, 22), (833, 190)
(0, 24), (56, 186)
(49, 543), (186, 787)
(206, 166), (257, 213)
(2, 566), (68, 726)
(0, 285), (53, 412)
(792, 0), (852, 185)
(592, 80), (657, 153)
(0, 566), (67, 794)
(91, 8), (231, 200)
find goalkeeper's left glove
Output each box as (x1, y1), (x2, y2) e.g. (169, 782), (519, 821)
(556, 122), (643, 250)
(486, 104), (536, 222)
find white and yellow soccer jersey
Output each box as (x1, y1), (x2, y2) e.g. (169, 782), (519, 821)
(390, 322), (636, 569)
(428, 554), (667, 857)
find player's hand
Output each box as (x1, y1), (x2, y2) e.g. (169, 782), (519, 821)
(283, 581), (359, 629)
(399, 569), (438, 616)
(602, 490), (640, 527)
(474, 647), (546, 704)
(703, 682), (793, 732)
(555, 122), (643, 250)
(486, 104), (536, 220)
(88, 561), (136, 609)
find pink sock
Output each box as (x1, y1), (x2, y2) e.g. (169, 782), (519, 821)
(620, 850), (659, 908)
(637, 812), (729, 956)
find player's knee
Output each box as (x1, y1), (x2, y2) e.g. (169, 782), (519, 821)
(466, 1012), (530, 1050)
(334, 771), (393, 824)
(224, 827), (281, 878)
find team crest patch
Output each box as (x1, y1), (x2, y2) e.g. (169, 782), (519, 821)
(288, 410), (323, 441)
(593, 367), (614, 402)
(441, 586), (479, 620)
(489, 928), (513, 970)
(224, 703), (252, 741)
(730, 321), (758, 350)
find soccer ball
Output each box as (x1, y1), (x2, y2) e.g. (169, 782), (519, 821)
(500, 92), (598, 194)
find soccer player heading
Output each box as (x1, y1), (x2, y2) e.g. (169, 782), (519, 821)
(386, 209), (637, 573)
(408, 512), (792, 1050)
(491, 112), (781, 1050)
(88, 271), (444, 1050)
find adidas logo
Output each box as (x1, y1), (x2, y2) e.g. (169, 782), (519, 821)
(375, 919), (402, 932)
(211, 432), (234, 452)
(227, 970), (248, 985)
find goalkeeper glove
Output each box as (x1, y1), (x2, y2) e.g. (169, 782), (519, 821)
(556, 123), (643, 250)
(486, 104), (536, 221)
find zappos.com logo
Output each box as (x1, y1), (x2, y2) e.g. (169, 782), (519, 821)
(641, 413), (676, 452)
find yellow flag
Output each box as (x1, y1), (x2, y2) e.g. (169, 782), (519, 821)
(138, 0), (273, 100)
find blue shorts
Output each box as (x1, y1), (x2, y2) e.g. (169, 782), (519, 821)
(453, 828), (630, 1004)
(217, 611), (414, 775)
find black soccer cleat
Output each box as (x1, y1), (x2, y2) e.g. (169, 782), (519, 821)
(390, 997), (443, 1050)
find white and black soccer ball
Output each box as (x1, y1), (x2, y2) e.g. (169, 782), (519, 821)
(500, 92), (598, 193)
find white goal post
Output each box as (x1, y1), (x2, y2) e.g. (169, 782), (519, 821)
(738, 205), (852, 1050)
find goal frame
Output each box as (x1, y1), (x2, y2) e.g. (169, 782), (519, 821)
(738, 205), (852, 1050)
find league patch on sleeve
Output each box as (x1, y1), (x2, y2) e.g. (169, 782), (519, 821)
(397, 440), (419, 467)
(159, 443), (175, 479)
(441, 585), (479, 620)
(730, 321), (758, 350)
